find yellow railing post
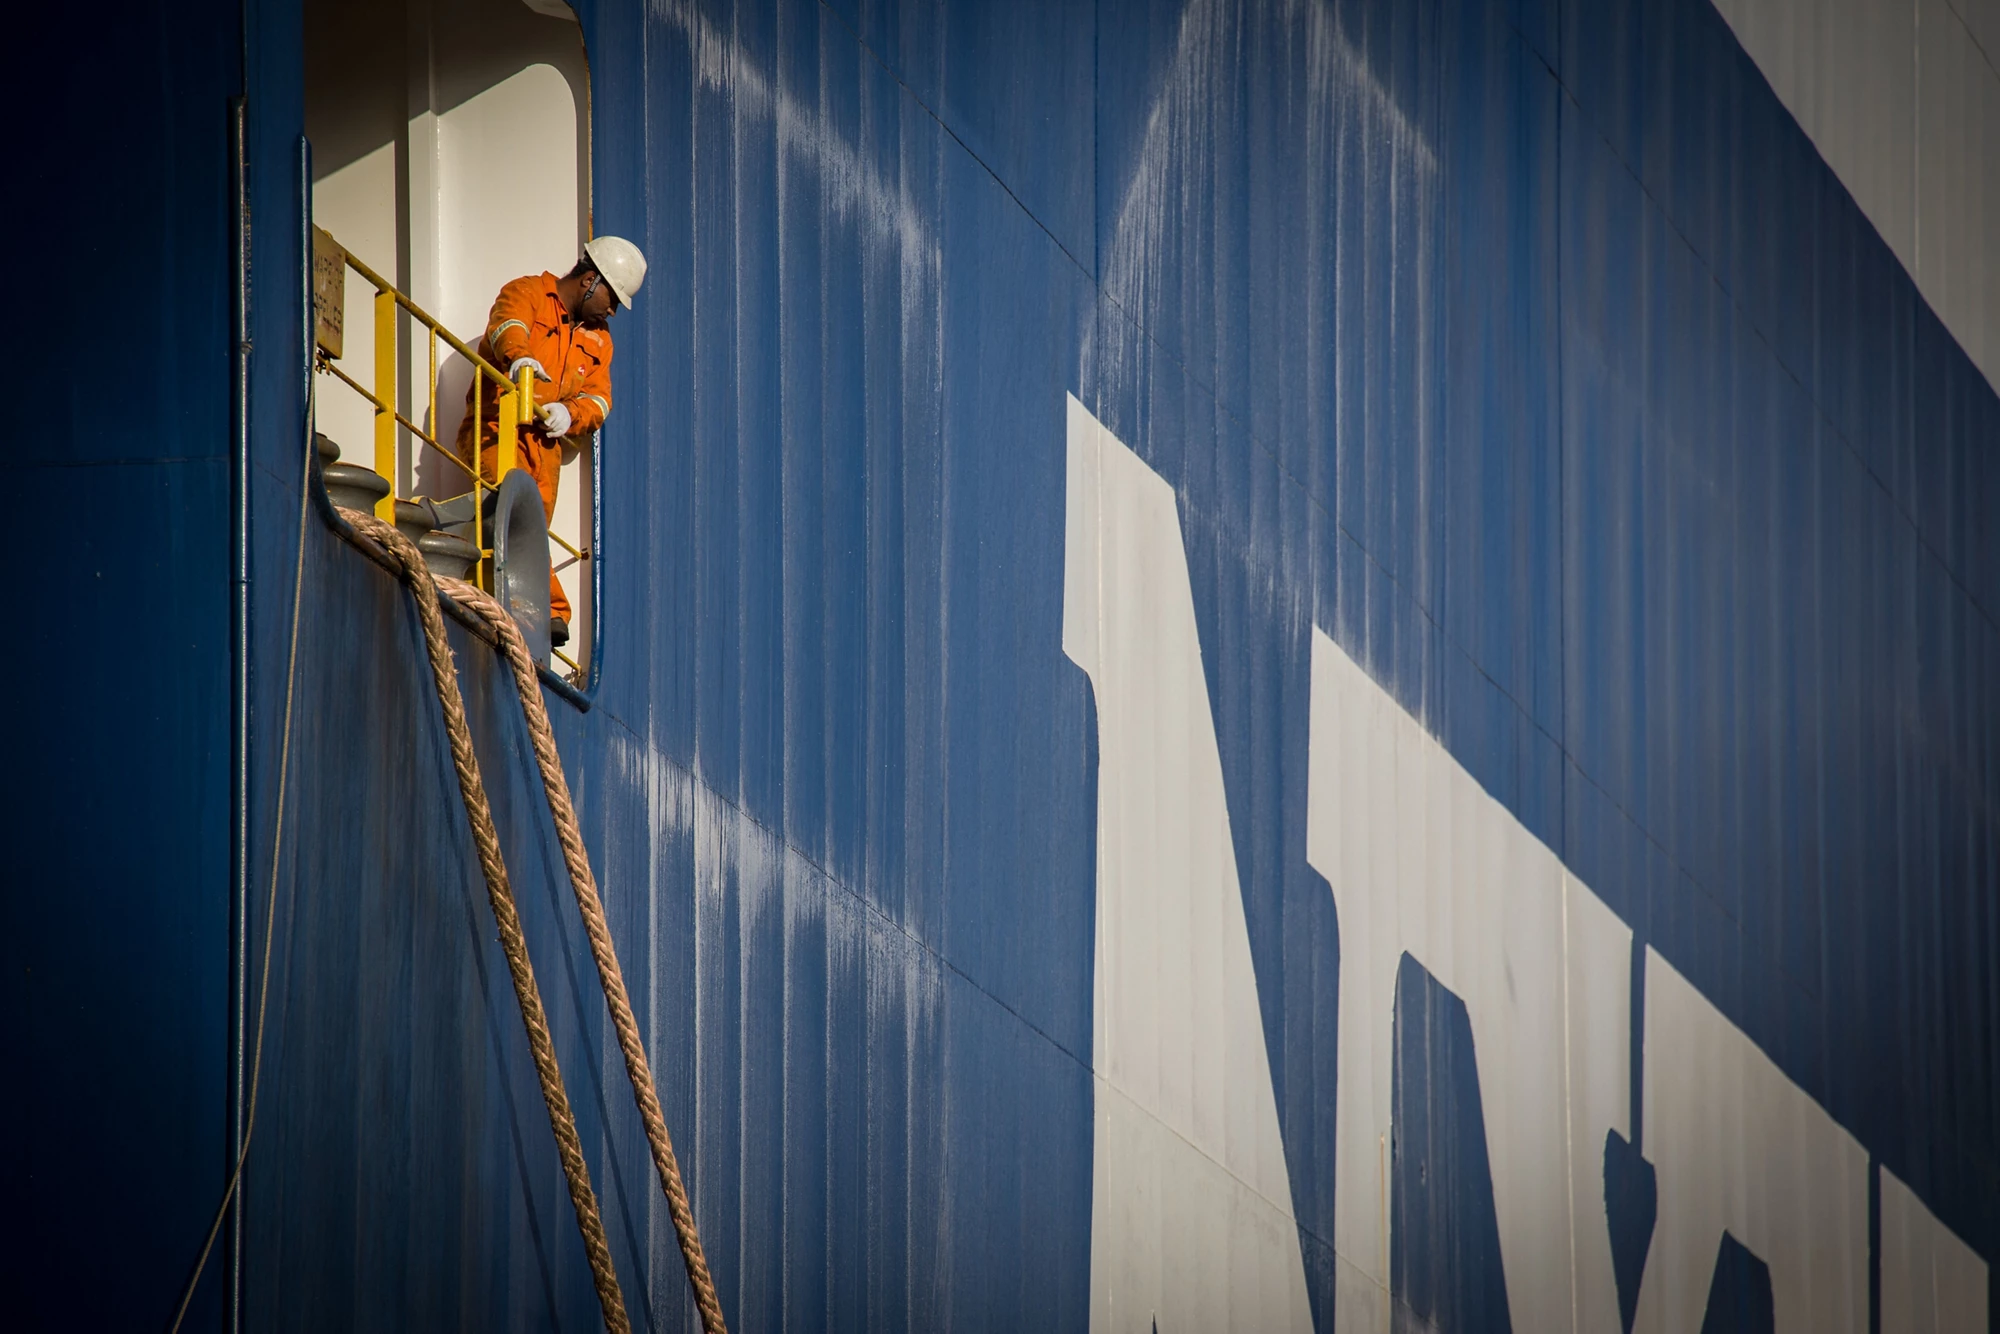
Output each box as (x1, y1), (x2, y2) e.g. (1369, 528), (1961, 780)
(497, 381), (519, 482)
(496, 362), (535, 482)
(373, 288), (397, 521)
(472, 387), (485, 591)
(427, 329), (438, 460)
(327, 241), (583, 607)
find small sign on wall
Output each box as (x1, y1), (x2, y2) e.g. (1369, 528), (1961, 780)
(312, 226), (345, 359)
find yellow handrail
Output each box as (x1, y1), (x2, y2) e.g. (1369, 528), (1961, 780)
(314, 230), (589, 631)
(340, 247), (514, 392)
(335, 245), (526, 583)
(316, 358), (480, 488)
(374, 289), (395, 520)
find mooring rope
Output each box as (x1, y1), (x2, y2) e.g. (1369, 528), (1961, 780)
(344, 509), (728, 1334)
(342, 510), (631, 1334)
(439, 576), (729, 1334)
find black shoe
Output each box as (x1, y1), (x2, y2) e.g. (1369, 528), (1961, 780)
(550, 617), (570, 649)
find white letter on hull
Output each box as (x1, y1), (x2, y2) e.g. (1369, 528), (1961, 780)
(1063, 394), (1315, 1334)
(1635, 951), (1870, 1334)
(1064, 400), (1980, 1334)
(1305, 627), (1632, 1334)
(1880, 1163), (1989, 1334)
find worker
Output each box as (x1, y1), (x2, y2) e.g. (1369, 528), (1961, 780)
(456, 235), (646, 648)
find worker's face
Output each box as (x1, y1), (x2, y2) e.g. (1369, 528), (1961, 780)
(580, 270), (619, 323)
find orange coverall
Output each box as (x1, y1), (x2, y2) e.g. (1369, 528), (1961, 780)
(455, 271), (613, 625)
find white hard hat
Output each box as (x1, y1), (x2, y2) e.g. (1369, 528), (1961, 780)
(583, 235), (647, 308)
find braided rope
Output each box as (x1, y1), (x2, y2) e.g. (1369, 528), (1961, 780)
(441, 577), (729, 1334)
(342, 510), (631, 1334)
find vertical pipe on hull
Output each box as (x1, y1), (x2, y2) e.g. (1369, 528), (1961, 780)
(228, 91), (249, 1334)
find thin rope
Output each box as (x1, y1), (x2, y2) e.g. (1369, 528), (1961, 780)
(169, 381), (317, 1334)
(441, 578), (729, 1334)
(344, 510), (631, 1334)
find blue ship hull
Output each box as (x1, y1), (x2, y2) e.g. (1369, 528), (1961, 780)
(10, 0), (1997, 1328)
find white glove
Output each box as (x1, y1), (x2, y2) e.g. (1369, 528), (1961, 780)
(507, 356), (552, 382)
(539, 400), (573, 437)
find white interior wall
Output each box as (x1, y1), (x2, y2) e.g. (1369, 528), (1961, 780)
(434, 64), (588, 652)
(312, 142), (399, 476)
(308, 0), (593, 669)
(1710, 0), (1999, 388)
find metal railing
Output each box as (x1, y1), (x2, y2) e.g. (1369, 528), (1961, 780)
(313, 233), (588, 675)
